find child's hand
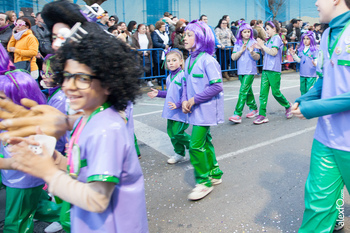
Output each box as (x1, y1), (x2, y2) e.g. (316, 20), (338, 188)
(288, 48), (295, 55)
(312, 60), (317, 67)
(241, 44), (247, 52)
(182, 101), (190, 113)
(147, 88), (158, 99)
(252, 42), (261, 50)
(186, 97), (195, 112)
(168, 102), (177, 110)
(256, 38), (265, 47)
(291, 102), (306, 120)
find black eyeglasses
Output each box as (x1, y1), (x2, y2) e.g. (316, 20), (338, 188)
(61, 71), (97, 90)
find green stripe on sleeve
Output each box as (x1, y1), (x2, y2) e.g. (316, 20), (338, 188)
(87, 175), (119, 183)
(209, 79), (222, 84)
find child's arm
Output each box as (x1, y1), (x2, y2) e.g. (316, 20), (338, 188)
(0, 157), (15, 170)
(289, 48), (301, 63)
(248, 46), (260, 61)
(231, 44), (246, 61)
(257, 38), (278, 56)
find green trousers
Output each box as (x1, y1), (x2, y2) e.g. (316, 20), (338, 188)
(167, 119), (190, 156)
(234, 75), (258, 116)
(60, 201), (72, 233)
(189, 126), (223, 187)
(259, 70), (290, 116)
(4, 186), (60, 233)
(300, 76), (317, 96)
(299, 139), (350, 233)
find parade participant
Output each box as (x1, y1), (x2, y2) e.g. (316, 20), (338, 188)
(0, 44), (59, 233)
(253, 20), (293, 125)
(291, 0), (350, 231)
(288, 31), (318, 95)
(229, 23), (260, 123)
(182, 20), (224, 201)
(147, 49), (190, 164)
(8, 30), (149, 233)
(41, 54), (67, 154)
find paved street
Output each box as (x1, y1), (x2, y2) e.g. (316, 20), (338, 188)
(0, 71), (349, 232)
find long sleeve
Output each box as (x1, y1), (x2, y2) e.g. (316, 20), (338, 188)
(48, 171), (115, 213)
(156, 90), (167, 98)
(7, 35), (15, 51)
(151, 32), (166, 49)
(194, 82), (223, 104)
(299, 91), (350, 119)
(292, 54), (301, 63)
(181, 79), (188, 102)
(262, 46), (278, 56)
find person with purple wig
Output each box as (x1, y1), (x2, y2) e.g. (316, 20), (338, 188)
(253, 19), (293, 125)
(182, 20), (224, 201)
(0, 43), (60, 233)
(289, 31), (318, 95)
(229, 23), (260, 124)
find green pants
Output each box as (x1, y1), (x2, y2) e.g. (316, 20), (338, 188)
(189, 126), (223, 187)
(234, 75), (257, 116)
(60, 201), (71, 233)
(300, 76), (317, 96)
(258, 70), (290, 116)
(34, 190), (61, 222)
(167, 119), (190, 156)
(299, 139), (350, 233)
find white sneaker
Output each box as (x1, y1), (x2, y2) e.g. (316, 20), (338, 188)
(147, 81), (154, 87)
(187, 184), (214, 201)
(44, 222), (63, 233)
(167, 153), (184, 164)
(210, 178), (222, 185)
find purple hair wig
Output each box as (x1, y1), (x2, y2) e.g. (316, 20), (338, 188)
(298, 31), (317, 53)
(185, 20), (215, 56)
(236, 23), (255, 46)
(0, 45), (46, 106)
(0, 44), (15, 75)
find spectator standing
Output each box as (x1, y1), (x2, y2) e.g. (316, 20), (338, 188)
(132, 24), (154, 87)
(7, 17), (39, 79)
(314, 23), (322, 44)
(215, 18), (236, 80)
(5, 11), (16, 29)
(173, 21), (188, 60)
(199, 14), (220, 48)
(151, 20), (170, 85)
(108, 15), (118, 27)
(127, 20), (137, 34)
(97, 11), (109, 31)
(254, 19), (266, 41)
(250, 20), (259, 39)
(31, 12), (54, 58)
(286, 18), (301, 42)
(0, 12), (12, 49)
(162, 12), (175, 36)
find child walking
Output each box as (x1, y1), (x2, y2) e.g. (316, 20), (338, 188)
(229, 23), (260, 123)
(147, 49), (190, 164)
(291, 0), (350, 231)
(8, 29), (149, 233)
(289, 31), (318, 95)
(0, 44), (60, 233)
(182, 20), (224, 201)
(253, 20), (293, 125)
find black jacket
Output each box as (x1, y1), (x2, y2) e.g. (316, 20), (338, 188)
(0, 26), (12, 49)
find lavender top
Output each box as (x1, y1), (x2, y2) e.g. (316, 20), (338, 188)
(233, 39), (259, 75)
(47, 87), (67, 154)
(313, 26), (350, 151)
(298, 48), (318, 77)
(70, 107), (148, 233)
(183, 52), (224, 126)
(263, 34), (283, 72)
(1, 141), (45, 188)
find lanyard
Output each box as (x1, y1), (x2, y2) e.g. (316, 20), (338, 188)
(327, 20), (350, 59)
(67, 102), (111, 176)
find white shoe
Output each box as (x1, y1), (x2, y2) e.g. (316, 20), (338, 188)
(187, 184), (214, 201)
(147, 81), (154, 87)
(167, 153), (184, 164)
(210, 178), (222, 185)
(44, 222), (63, 233)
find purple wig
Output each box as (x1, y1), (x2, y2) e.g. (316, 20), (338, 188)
(0, 45), (46, 106)
(184, 20), (215, 56)
(0, 44), (15, 75)
(236, 23), (255, 46)
(298, 31), (317, 53)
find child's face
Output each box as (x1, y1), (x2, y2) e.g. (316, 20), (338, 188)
(303, 35), (311, 46)
(282, 31), (287, 36)
(315, 0), (335, 23)
(166, 54), (182, 71)
(266, 25), (276, 37)
(184, 30), (196, 52)
(41, 63), (55, 88)
(62, 59), (109, 115)
(242, 29), (251, 40)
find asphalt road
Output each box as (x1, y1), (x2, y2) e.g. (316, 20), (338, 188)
(0, 71), (349, 233)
